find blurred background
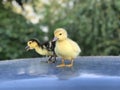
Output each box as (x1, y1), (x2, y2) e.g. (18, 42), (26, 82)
(0, 0), (120, 60)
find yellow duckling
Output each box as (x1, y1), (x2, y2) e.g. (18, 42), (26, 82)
(53, 28), (81, 67)
(25, 39), (56, 63)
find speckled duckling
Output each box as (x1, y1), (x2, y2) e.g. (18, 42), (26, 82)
(25, 39), (56, 63)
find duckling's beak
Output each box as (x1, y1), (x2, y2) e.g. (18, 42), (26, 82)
(25, 46), (30, 51)
(52, 37), (58, 42)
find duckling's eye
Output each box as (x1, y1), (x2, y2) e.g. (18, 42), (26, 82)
(59, 33), (62, 35)
(29, 42), (32, 44)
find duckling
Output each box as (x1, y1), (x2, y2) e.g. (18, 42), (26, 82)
(53, 28), (81, 67)
(25, 39), (56, 63)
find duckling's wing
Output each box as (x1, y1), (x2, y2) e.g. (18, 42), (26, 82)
(42, 41), (50, 50)
(68, 39), (81, 53)
(42, 41), (55, 51)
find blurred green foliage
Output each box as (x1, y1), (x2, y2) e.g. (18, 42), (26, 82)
(0, 0), (120, 60)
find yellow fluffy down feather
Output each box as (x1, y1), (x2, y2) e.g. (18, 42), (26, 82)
(53, 28), (81, 67)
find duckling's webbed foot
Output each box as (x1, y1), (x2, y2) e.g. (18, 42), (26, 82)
(47, 56), (56, 63)
(66, 60), (73, 67)
(51, 59), (56, 63)
(47, 60), (52, 63)
(47, 59), (56, 63)
(56, 58), (65, 67)
(56, 64), (65, 67)
(65, 64), (73, 67)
